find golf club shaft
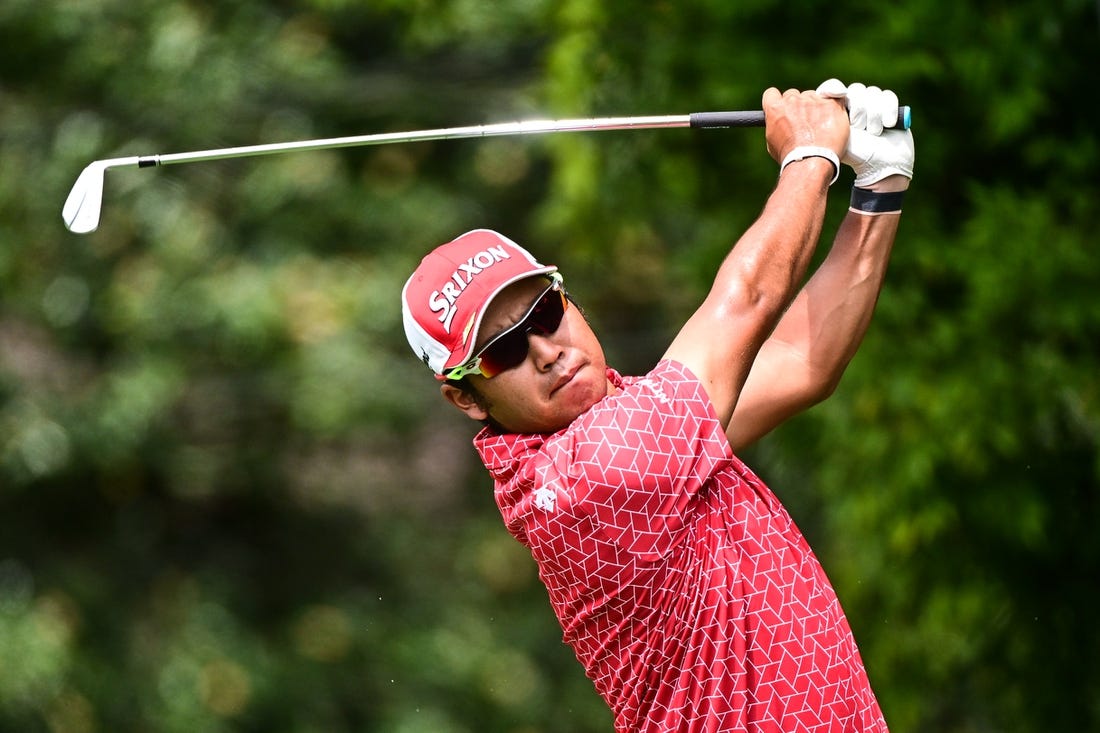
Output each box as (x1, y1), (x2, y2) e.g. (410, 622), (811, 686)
(134, 107), (909, 168)
(62, 107), (912, 233)
(137, 112), (761, 168)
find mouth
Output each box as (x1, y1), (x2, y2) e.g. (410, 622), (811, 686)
(549, 364), (581, 396)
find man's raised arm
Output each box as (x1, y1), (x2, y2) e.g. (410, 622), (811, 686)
(663, 86), (849, 430)
(726, 81), (916, 451)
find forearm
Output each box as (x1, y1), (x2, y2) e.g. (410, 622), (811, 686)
(715, 158), (833, 315)
(664, 158), (834, 427)
(725, 196), (902, 451)
(768, 189), (903, 391)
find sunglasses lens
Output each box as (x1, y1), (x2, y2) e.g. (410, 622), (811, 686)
(528, 289), (566, 334)
(477, 331), (530, 378)
(475, 287), (566, 378)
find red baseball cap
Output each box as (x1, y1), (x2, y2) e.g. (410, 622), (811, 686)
(402, 229), (557, 378)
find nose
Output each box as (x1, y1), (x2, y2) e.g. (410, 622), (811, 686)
(526, 331), (564, 371)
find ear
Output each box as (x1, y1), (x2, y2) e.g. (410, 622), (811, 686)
(440, 383), (490, 422)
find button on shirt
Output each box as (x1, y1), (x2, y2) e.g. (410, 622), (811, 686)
(475, 360), (887, 732)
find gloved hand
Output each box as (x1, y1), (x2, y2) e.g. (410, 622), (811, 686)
(817, 78), (915, 187)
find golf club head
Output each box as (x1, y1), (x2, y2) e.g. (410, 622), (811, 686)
(62, 157), (140, 234)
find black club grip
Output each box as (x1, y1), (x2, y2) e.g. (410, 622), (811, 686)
(689, 106), (911, 130)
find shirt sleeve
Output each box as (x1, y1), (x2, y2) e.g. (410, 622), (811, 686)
(541, 360), (734, 561)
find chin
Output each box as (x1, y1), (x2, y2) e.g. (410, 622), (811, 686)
(561, 370), (608, 413)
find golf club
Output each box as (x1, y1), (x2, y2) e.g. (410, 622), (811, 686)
(61, 106), (911, 234)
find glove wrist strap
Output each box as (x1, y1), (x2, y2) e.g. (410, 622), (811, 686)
(849, 186), (905, 215)
(780, 146), (841, 185)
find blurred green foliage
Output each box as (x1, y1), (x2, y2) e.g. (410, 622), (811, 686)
(1, 0), (1098, 731)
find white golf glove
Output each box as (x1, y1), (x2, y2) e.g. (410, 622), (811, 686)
(817, 78), (915, 187)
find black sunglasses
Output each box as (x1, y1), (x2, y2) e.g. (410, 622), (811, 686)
(446, 275), (568, 380)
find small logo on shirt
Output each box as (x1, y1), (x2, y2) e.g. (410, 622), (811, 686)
(533, 487), (557, 512)
(638, 378), (673, 406)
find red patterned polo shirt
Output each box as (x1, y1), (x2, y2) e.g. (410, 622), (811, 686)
(475, 360), (887, 732)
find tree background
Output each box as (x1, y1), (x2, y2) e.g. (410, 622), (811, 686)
(1, 1), (1098, 731)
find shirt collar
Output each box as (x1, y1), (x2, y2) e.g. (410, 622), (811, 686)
(473, 366), (624, 480)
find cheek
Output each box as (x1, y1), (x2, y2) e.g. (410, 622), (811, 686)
(478, 374), (541, 422)
(565, 365), (610, 408)
(560, 312), (603, 356)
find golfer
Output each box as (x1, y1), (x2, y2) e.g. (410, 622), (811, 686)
(402, 80), (913, 732)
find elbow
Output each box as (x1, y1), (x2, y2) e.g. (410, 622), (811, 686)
(730, 255), (799, 314)
(807, 362), (848, 405)
(814, 375), (841, 404)
(717, 268), (794, 333)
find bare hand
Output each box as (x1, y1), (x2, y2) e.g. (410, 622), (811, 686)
(762, 87), (849, 165)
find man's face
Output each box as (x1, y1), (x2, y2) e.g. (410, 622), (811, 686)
(444, 276), (613, 434)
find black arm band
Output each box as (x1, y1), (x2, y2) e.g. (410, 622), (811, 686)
(849, 187), (905, 214)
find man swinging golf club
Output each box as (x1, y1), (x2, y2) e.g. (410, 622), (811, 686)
(402, 79), (914, 732)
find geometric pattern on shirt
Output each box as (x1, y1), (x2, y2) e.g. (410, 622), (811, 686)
(477, 360), (888, 733)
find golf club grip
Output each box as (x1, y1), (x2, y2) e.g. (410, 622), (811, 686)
(690, 105), (912, 130)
